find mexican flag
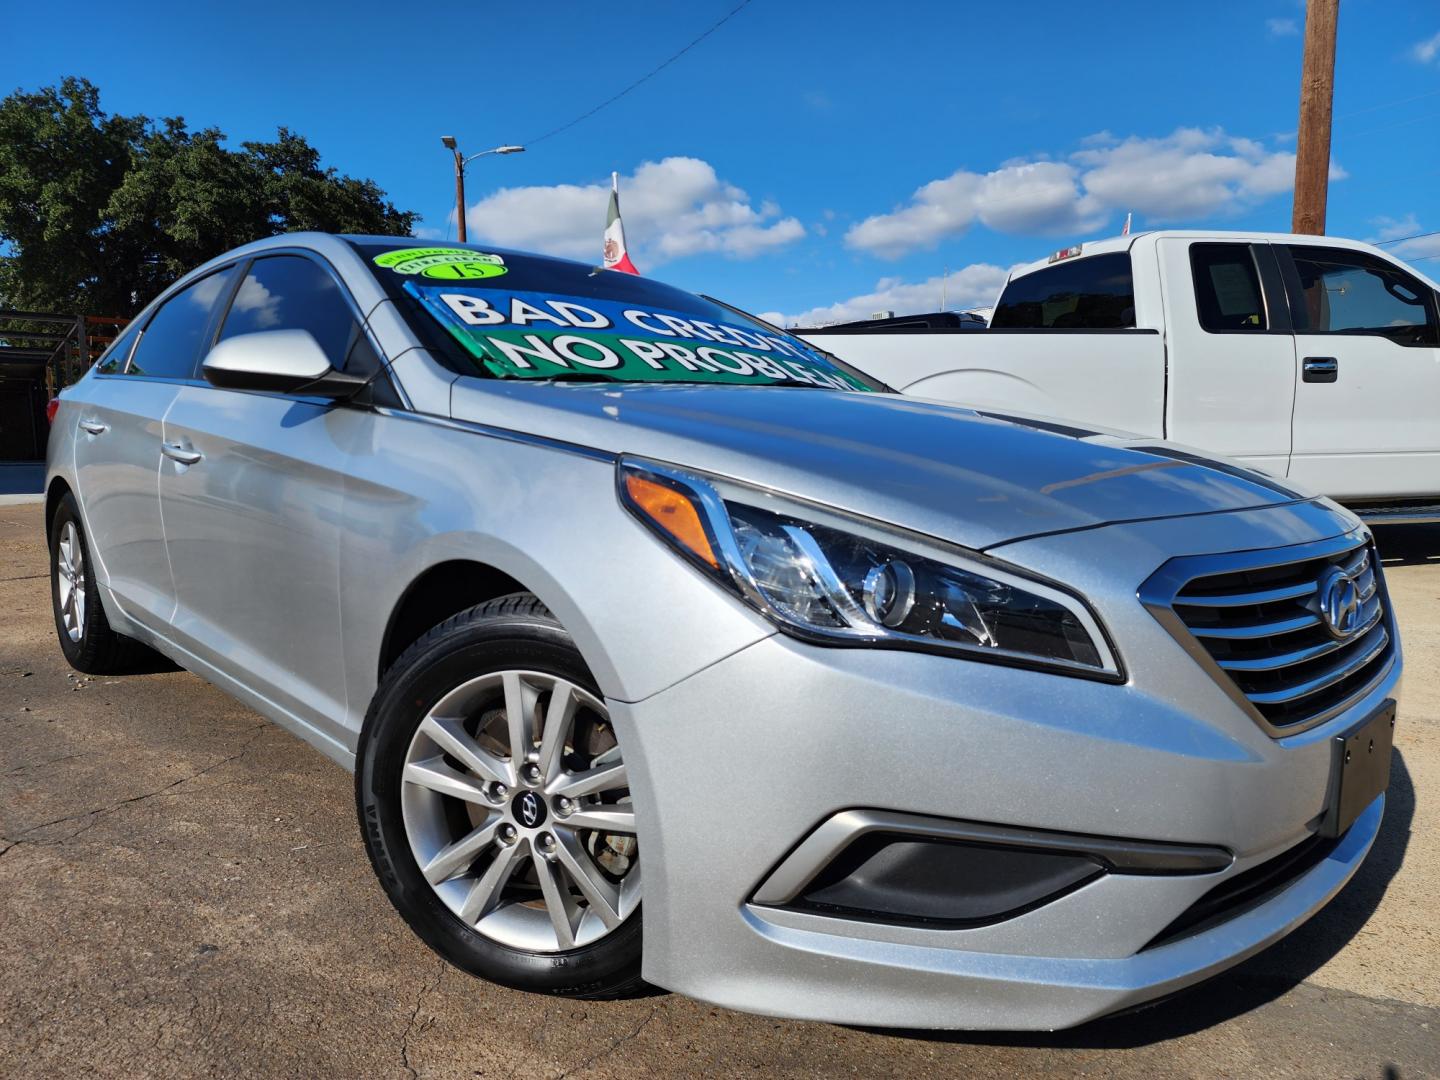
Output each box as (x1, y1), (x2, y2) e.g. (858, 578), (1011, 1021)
(603, 172), (640, 275)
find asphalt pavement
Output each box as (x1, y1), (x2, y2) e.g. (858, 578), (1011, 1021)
(2, 500), (1436, 1078)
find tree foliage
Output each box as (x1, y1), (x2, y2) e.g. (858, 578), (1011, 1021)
(0, 77), (417, 316)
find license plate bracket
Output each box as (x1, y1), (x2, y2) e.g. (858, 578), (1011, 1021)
(1319, 700), (1395, 839)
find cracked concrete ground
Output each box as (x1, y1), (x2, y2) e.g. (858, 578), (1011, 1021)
(2, 500), (1437, 1078)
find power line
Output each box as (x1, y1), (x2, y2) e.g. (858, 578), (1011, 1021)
(1335, 87), (1440, 122)
(1377, 229), (1440, 246)
(525, 0), (756, 148)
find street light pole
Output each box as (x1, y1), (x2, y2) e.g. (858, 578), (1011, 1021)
(440, 137), (525, 244)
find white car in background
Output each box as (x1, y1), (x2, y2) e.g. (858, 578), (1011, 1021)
(801, 232), (1440, 524)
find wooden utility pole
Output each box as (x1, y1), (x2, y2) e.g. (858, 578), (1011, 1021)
(1292, 0), (1339, 235)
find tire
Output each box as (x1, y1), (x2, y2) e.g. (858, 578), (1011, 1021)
(49, 494), (157, 675)
(356, 593), (645, 999)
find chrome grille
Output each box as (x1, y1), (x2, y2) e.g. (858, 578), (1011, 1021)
(1142, 532), (1395, 735)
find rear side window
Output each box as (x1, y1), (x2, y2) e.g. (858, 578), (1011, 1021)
(991, 253), (1136, 329)
(127, 268), (237, 379)
(1287, 246), (1439, 346)
(96, 321), (141, 374)
(218, 255), (376, 374)
(1191, 243), (1267, 331)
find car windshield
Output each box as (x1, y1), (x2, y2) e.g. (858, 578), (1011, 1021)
(354, 240), (876, 391)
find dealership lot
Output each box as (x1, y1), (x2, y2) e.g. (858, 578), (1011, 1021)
(1, 499), (1437, 1079)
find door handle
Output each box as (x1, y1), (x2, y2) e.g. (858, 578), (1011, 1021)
(78, 419), (108, 435)
(1302, 356), (1338, 383)
(161, 442), (203, 466)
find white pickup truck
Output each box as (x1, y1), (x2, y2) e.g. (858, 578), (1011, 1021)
(801, 232), (1440, 523)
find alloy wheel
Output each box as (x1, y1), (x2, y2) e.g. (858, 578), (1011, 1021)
(400, 670), (639, 952)
(56, 521), (87, 643)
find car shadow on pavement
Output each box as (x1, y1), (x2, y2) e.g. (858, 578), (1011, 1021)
(861, 750), (1415, 1050)
(1374, 524), (1440, 567)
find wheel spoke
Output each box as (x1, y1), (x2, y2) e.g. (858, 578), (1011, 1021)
(553, 827), (623, 929)
(563, 803), (636, 833)
(419, 714), (513, 786)
(458, 838), (526, 924)
(421, 817), (502, 884)
(403, 757), (494, 804)
(502, 672), (541, 765)
(550, 761), (627, 800)
(57, 571), (72, 611)
(537, 682), (576, 783)
(533, 850), (580, 949)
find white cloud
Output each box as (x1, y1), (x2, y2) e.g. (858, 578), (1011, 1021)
(846, 128), (1327, 258)
(1267, 17), (1299, 36)
(759, 263), (1013, 327)
(462, 157), (804, 267)
(1415, 30), (1440, 63)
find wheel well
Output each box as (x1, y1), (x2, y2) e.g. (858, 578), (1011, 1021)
(379, 560), (527, 679)
(45, 477), (72, 543)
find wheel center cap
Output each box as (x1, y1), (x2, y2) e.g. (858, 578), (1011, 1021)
(512, 789), (547, 829)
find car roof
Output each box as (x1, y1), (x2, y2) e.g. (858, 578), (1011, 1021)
(1007, 229), (1435, 288)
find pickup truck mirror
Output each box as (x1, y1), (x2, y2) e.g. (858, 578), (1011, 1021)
(202, 329), (369, 399)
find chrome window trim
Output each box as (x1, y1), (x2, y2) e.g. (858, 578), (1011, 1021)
(1138, 527), (1398, 737)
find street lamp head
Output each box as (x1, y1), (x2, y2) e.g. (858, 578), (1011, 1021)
(496, 145), (525, 155)
(440, 135), (457, 150)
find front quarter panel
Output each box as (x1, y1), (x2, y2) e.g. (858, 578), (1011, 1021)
(335, 409), (776, 748)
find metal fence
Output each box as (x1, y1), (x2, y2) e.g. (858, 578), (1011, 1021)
(0, 309), (130, 394)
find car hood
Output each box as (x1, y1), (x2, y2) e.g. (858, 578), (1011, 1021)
(447, 381), (1310, 550)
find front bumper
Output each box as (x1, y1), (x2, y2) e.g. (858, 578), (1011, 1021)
(610, 501), (1398, 1030)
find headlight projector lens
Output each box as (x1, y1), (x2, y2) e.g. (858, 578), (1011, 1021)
(863, 560), (917, 628)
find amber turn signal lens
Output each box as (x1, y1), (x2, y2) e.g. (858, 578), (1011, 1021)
(623, 473), (719, 569)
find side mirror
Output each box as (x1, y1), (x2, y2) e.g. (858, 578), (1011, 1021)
(202, 329), (369, 399)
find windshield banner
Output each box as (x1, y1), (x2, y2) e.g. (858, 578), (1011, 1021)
(404, 282), (868, 389)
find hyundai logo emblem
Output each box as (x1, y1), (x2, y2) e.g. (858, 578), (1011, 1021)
(1317, 562), (1365, 640)
(514, 790), (546, 829)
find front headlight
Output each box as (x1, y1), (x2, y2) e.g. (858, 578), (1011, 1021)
(618, 458), (1120, 680)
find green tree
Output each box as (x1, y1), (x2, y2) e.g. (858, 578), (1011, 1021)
(0, 77), (416, 316)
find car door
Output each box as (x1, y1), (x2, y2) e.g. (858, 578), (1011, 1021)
(158, 252), (392, 747)
(68, 267), (237, 629)
(1282, 243), (1440, 500)
(1157, 239), (1297, 477)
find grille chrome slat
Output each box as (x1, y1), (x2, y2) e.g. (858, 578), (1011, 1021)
(1174, 580), (1318, 608)
(1187, 612), (1321, 640)
(1217, 602), (1384, 672)
(1141, 532), (1396, 736)
(1244, 627), (1390, 706)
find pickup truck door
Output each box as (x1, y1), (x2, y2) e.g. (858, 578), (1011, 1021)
(1156, 239), (1296, 477)
(1280, 243), (1440, 500)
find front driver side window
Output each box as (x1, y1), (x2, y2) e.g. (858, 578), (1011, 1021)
(218, 255), (381, 377)
(1287, 246), (1439, 347)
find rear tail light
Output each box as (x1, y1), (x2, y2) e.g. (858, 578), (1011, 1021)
(46, 398), (60, 426)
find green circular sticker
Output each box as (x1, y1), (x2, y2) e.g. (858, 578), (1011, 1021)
(373, 247), (508, 280)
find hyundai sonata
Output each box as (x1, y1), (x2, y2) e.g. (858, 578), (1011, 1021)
(45, 235), (1399, 1029)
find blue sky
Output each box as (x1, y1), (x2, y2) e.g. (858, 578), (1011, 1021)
(5, 0), (1440, 322)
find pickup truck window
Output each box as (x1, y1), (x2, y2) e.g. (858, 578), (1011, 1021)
(1191, 244), (1267, 332)
(1287, 246), (1439, 347)
(991, 253), (1135, 329)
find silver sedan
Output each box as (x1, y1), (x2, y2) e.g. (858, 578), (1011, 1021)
(45, 234), (1400, 1029)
